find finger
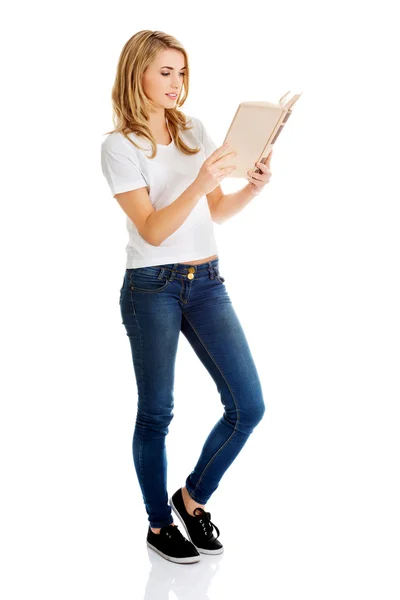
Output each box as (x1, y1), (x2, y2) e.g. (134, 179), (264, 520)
(221, 150), (237, 159)
(212, 150), (237, 168)
(256, 152), (272, 170)
(248, 170), (264, 181)
(255, 162), (270, 173)
(218, 165), (237, 174)
(210, 143), (234, 160)
(249, 170), (272, 184)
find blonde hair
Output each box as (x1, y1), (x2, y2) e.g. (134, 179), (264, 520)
(103, 30), (201, 159)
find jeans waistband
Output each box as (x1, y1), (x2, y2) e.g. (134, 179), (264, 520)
(128, 257), (221, 280)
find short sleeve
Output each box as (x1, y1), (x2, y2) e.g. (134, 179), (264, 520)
(101, 135), (148, 196)
(191, 116), (218, 160)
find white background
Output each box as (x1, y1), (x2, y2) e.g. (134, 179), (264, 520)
(1, 1), (399, 599)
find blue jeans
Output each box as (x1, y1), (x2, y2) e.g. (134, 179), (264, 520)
(119, 257), (266, 528)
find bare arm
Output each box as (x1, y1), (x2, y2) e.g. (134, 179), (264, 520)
(114, 143), (236, 246)
(114, 181), (204, 246)
(145, 181), (204, 246)
(148, 143), (237, 243)
(213, 183), (260, 224)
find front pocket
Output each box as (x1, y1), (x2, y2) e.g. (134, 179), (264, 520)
(129, 269), (171, 293)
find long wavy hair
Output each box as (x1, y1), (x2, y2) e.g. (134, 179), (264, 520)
(103, 30), (201, 159)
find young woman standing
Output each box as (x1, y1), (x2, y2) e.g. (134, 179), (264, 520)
(101, 30), (273, 564)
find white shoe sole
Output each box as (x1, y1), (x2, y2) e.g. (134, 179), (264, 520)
(146, 540), (201, 564)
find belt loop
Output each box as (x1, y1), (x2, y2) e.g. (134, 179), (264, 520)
(207, 261), (215, 279)
(158, 267), (165, 280)
(168, 263), (179, 281)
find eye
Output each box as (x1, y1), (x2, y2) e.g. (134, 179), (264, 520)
(161, 73), (185, 76)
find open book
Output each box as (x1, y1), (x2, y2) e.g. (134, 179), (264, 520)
(222, 91), (303, 178)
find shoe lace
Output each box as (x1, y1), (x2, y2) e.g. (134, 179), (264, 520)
(193, 507), (220, 540)
(163, 524), (190, 544)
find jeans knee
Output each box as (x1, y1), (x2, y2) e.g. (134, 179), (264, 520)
(136, 407), (174, 433)
(235, 401), (265, 435)
(253, 402), (266, 425)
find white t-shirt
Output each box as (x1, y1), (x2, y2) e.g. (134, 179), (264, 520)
(101, 115), (219, 268)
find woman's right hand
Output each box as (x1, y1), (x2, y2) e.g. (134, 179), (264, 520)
(194, 144), (237, 196)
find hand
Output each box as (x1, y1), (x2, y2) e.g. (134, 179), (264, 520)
(194, 143), (237, 196)
(247, 148), (273, 195)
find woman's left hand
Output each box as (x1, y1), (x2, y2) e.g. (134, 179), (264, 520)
(247, 148), (273, 195)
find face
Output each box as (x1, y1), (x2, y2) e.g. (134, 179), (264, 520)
(142, 48), (186, 110)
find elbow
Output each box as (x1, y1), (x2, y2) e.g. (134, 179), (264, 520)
(142, 217), (161, 246)
(212, 214), (223, 226)
(140, 227), (163, 246)
(143, 231), (161, 246)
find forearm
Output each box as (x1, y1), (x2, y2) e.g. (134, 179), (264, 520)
(145, 181), (204, 246)
(214, 183), (260, 224)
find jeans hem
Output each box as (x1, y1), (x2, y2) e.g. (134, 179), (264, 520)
(185, 485), (207, 505)
(149, 517), (174, 529)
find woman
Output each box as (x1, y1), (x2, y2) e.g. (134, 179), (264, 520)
(101, 30), (273, 564)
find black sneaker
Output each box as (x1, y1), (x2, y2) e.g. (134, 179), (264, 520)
(169, 488), (224, 555)
(146, 524), (201, 564)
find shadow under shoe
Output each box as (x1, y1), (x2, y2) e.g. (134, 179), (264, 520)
(146, 523), (201, 564)
(169, 488), (224, 555)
